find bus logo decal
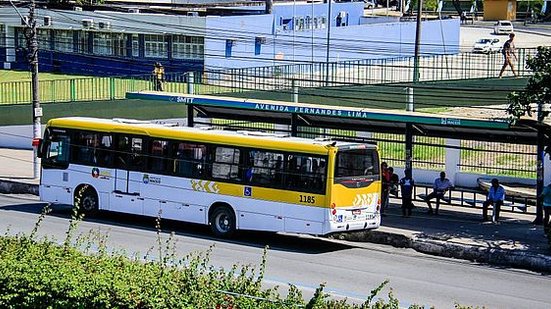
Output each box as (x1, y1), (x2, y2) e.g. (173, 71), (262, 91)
(353, 193), (378, 207)
(191, 180), (220, 193)
(243, 186), (252, 197)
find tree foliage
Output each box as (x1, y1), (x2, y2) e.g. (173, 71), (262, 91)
(507, 46), (551, 120)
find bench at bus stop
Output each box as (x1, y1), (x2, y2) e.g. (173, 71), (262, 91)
(394, 183), (533, 214)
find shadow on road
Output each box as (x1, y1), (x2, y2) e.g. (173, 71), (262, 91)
(1, 202), (354, 254)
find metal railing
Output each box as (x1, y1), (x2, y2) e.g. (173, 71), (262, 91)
(0, 48), (541, 105)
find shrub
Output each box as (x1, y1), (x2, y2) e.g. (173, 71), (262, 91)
(0, 206), (425, 308)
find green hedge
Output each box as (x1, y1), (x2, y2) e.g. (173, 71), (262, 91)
(0, 207), (482, 308)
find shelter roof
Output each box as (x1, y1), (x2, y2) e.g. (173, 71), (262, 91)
(126, 91), (550, 145)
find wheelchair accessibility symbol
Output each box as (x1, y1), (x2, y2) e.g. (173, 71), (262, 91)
(244, 186), (252, 197)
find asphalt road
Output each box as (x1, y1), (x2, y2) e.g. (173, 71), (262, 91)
(1, 194), (550, 308)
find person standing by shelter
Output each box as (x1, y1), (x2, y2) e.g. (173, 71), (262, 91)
(482, 178), (505, 222)
(540, 182), (551, 234)
(380, 162), (391, 215)
(498, 33), (517, 78)
(399, 170), (415, 217)
(153, 62), (165, 91)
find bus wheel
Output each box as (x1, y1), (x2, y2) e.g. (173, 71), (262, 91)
(75, 185), (98, 215)
(210, 206), (236, 238)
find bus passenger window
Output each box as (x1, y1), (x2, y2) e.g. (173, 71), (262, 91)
(148, 140), (168, 173)
(116, 136), (130, 168)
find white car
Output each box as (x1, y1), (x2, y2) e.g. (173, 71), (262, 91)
(494, 20), (514, 35)
(472, 38), (501, 54)
(364, 0), (375, 8)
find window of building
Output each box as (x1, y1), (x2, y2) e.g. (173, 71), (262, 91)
(53, 30), (73, 52)
(93, 32), (113, 55)
(172, 35), (204, 60)
(37, 29), (50, 50)
(144, 34), (167, 58)
(113, 33), (127, 56)
(131, 34), (139, 57)
(77, 31), (90, 54)
(0, 24), (5, 47)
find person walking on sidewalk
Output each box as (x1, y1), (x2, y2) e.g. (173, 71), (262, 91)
(482, 178), (505, 222)
(399, 170), (415, 217)
(540, 182), (551, 234)
(380, 162), (391, 215)
(498, 33), (517, 78)
(425, 171), (453, 215)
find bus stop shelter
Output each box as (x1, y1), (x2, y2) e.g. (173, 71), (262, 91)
(127, 91), (551, 223)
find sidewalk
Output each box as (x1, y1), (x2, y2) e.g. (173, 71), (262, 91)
(1, 148), (550, 272)
(0, 148), (39, 194)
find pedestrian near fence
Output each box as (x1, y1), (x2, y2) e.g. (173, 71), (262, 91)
(400, 170), (415, 217)
(498, 33), (517, 78)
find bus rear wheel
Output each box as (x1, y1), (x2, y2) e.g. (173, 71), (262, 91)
(75, 185), (98, 216)
(210, 206), (236, 238)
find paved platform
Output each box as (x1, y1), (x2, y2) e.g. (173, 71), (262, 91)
(1, 148), (549, 272)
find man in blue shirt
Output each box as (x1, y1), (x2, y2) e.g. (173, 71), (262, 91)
(482, 178), (505, 222)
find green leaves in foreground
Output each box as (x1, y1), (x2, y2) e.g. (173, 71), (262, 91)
(0, 209), (422, 309)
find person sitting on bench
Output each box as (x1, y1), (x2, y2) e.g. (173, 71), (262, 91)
(482, 178), (505, 222)
(425, 171), (453, 215)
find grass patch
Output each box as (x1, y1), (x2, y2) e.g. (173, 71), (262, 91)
(0, 99), (188, 126)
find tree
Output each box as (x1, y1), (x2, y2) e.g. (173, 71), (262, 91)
(508, 46), (551, 225)
(507, 46), (551, 120)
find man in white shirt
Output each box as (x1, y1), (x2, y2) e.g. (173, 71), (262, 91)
(425, 171), (453, 215)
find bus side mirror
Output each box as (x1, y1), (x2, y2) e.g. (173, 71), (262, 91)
(34, 138), (45, 158)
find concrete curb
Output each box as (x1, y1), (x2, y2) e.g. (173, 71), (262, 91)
(333, 230), (551, 273)
(0, 179), (39, 195)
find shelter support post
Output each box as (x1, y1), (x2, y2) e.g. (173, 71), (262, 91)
(405, 123), (413, 174)
(187, 104), (194, 128)
(535, 127), (544, 224)
(291, 113), (298, 137)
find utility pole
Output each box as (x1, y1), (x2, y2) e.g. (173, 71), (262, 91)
(27, 0), (42, 179)
(325, 0), (333, 86)
(535, 101), (544, 224)
(405, 0), (422, 176)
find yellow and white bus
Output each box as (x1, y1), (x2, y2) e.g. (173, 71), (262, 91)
(38, 117), (381, 237)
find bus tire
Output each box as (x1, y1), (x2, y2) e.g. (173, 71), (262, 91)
(209, 206), (236, 238)
(75, 185), (98, 216)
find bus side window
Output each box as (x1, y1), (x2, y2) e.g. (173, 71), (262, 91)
(148, 139), (168, 173)
(115, 136), (131, 169)
(130, 138), (144, 169)
(97, 134), (113, 167)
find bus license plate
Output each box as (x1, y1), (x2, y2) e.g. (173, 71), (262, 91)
(352, 209), (361, 215)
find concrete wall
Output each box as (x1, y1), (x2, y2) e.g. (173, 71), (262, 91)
(204, 17), (460, 70)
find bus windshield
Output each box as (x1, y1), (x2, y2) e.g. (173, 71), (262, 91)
(335, 148), (379, 187)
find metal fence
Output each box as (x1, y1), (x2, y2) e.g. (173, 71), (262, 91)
(205, 48), (539, 90)
(200, 121), (534, 178)
(459, 140), (536, 178)
(0, 48), (540, 105)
